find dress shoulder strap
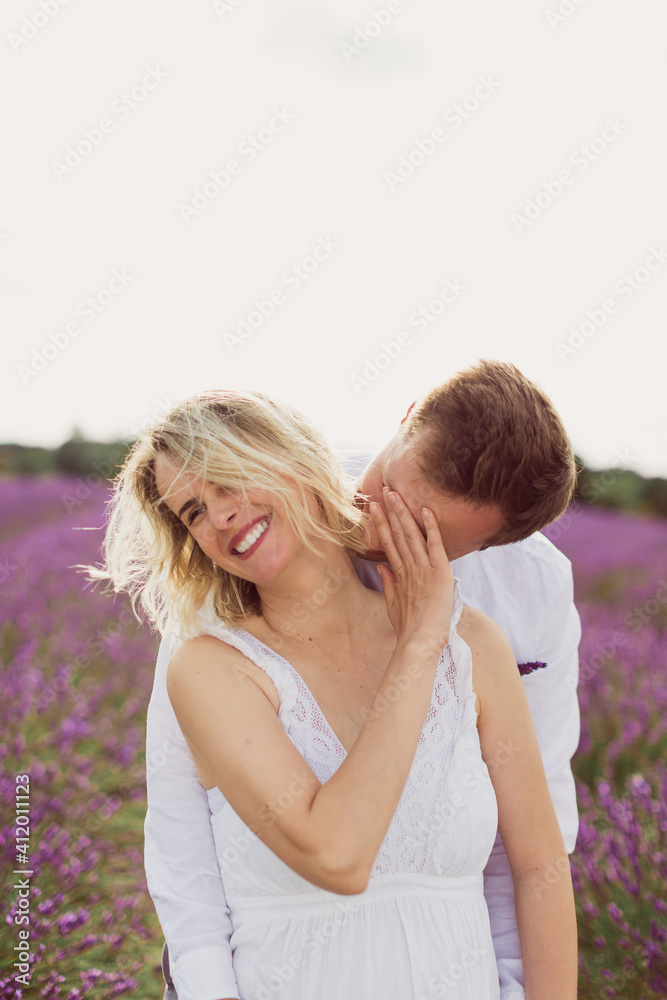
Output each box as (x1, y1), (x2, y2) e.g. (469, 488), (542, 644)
(447, 576), (477, 722)
(450, 575), (464, 631)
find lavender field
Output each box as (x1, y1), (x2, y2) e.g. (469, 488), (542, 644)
(1, 477), (666, 999)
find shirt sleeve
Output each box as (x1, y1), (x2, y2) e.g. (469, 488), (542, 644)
(144, 631), (240, 1000)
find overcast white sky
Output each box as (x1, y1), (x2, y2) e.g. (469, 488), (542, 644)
(2, 0), (666, 475)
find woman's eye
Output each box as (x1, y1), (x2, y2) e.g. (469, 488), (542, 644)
(188, 506), (205, 525)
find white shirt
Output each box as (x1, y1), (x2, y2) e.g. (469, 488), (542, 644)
(144, 531), (580, 1000)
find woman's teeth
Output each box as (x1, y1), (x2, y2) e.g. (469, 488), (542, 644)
(235, 517), (270, 554)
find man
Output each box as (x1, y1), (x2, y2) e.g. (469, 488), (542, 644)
(145, 360), (581, 1000)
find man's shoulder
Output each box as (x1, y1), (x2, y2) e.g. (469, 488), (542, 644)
(504, 531), (572, 575)
(452, 531), (575, 621)
(456, 531), (573, 584)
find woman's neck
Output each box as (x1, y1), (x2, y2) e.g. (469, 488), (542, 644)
(252, 544), (384, 648)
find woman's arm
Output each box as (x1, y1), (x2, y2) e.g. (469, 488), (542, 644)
(461, 607), (578, 1000)
(167, 494), (453, 896)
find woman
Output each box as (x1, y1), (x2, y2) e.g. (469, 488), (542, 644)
(93, 390), (576, 999)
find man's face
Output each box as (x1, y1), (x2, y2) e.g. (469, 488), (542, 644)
(357, 430), (505, 563)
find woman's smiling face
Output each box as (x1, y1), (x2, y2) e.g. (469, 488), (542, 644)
(154, 452), (301, 585)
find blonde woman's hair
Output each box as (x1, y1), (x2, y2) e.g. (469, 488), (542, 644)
(87, 390), (368, 638)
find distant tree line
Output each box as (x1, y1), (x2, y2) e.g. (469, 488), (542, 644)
(1, 436), (666, 517)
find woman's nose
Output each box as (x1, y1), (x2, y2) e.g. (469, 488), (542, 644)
(206, 491), (240, 529)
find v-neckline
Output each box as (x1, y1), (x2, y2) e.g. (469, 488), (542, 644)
(230, 627), (351, 758)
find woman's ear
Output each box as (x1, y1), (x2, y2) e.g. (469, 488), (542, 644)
(400, 401), (417, 426)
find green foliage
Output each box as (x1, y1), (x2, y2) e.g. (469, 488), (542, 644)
(640, 477), (667, 517)
(574, 459), (650, 513)
(0, 444), (58, 474)
(0, 439), (132, 479)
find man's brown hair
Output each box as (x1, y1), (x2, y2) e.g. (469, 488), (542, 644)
(405, 360), (577, 548)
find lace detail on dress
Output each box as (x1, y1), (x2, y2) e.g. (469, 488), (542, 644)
(372, 625), (475, 875)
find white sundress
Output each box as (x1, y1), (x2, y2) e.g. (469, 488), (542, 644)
(198, 578), (501, 1000)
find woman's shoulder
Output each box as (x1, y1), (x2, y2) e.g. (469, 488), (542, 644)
(169, 631), (243, 667)
(456, 605), (518, 693)
(457, 606), (521, 701)
(457, 604), (508, 649)
(171, 610), (265, 665)
(167, 631), (281, 712)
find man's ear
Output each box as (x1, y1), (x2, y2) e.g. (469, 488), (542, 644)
(400, 401), (417, 426)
